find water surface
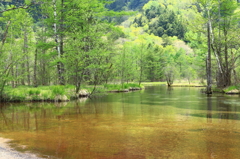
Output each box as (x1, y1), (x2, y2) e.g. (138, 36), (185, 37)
(1, 86), (240, 158)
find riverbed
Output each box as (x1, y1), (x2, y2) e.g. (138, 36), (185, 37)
(0, 86), (240, 158)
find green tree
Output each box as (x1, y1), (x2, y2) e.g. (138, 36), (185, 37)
(133, 1), (186, 39)
(194, 0), (240, 90)
(0, 6), (34, 98)
(62, 0), (116, 94)
(162, 45), (179, 86)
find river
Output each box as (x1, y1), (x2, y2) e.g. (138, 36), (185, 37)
(0, 86), (240, 159)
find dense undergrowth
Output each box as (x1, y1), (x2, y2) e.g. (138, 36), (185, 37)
(222, 85), (240, 93)
(2, 85), (86, 102)
(3, 81), (238, 102)
(104, 83), (144, 91)
(1, 83), (143, 102)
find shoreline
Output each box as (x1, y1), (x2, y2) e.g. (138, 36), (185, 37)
(1, 85), (144, 103)
(0, 137), (41, 159)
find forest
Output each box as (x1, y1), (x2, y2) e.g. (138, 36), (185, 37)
(0, 0), (240, 101)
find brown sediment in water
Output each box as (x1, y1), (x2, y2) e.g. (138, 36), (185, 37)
(1, 87), (240, 158)
(2, 114), (240, 159)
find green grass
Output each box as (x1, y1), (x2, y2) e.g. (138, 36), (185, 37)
(103, 84), (121, 91)
(104, 83), (143, 91)
(51, 85), (65, 95)
(223, 85), (240, 92)
(141, 82), (166, 86)
(212, 87), (223, 93)
(4, 85), (72, 102)
(141, 80), (205, 87)
(2, 83), (144, 102)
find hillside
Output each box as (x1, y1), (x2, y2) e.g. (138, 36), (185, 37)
(106, 0), (150, 11)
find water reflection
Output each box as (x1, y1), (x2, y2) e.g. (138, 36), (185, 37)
(207, 95), (212, 123)
(190, 93), (240, 121)
(167, 86), (173, 94)
(0, 87), (240, 158)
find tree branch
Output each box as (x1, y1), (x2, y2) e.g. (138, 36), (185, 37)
(0, 2), (36, 13)
(0, 21), (11, 51)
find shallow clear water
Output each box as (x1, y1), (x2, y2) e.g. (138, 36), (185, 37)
(1, 86), (240, 158)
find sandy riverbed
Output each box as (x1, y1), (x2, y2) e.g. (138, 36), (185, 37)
(0, 137), (41, 159)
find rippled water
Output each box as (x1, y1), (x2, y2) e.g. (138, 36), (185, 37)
(1, 86), (240, 159)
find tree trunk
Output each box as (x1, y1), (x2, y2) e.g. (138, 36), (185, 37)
(53, 0), (65, 85)
(26, 55), (30, 85)
(40, 26), (47, 86)
(139, 65), (143, 85)
(216, 71), (231, 88)
(75, 73), (83, 95)
(21, 28), (28, 86)
(206, 21), (212, 94)
(138, 43), (144, 86)
(233, 69), (238, 85)
(24, 28), (31, 85)
(21, 63), (25, 85)
(11, 66), (15, 88)
(167, 81), (171, 87)
(33, 45), (38, 87)
(59, 0), (65, 84)
(0, 21), (11, 52)
(166, 76), (173, 87)
(10, 49), (15, 88)
(16, 65), (19, 86)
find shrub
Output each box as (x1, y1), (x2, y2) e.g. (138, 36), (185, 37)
(35, 89), (41, 95)
(223, 86), (238, 92)
(124, 83), (141, 88)
(28, 88), (41, 96)
(104, 83), (142, 91)
(104, 84), (121, 90)
(51, 85), (65, 95)
(28, 90), (34, 95)
(42, 92), (49, 100)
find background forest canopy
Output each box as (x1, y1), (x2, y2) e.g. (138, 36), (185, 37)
(0, 0), (240, 98)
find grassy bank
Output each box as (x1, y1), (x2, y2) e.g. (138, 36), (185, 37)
(141, 80), (205, 87)
(1, 83), (144, 102)
(2, 85), (90, 102)
(3, 82), (239, 102)
(221, 85), (240, 94)
(104, 83), (144, 92)
(2, 81), (218, 102)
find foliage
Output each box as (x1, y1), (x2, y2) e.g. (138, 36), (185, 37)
(190, 0), (240, 88)
(51, 85), (65, 96)
(4, 85), (78, 101)
(28, 89), (41, 96)
(106, 0), (150, 11)
(223, 86), (239, 92)
(132, 1), (186, 39)
(104, 83), (143, 91)
(0, 0), (239, 101)
(0, 7), (34, 98)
